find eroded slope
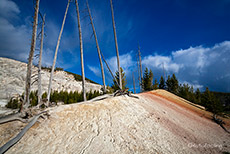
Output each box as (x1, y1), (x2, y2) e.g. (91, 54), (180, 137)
(1, 90), (229, 153)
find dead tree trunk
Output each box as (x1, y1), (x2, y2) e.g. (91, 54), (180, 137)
(136, 54), (141, 92)
(162, 62), (166, 82)
(75, 0), (86, 101)
(23, 0), (40, 111)
(38, 14), (45, 105)
(47, 0), (70, 102)
(138, 45), (143, 92)
(110, 0), (122, 89)
(132, 72), (136, 94)
(101, 52), (121, 90)
(86, 1), (106, 93)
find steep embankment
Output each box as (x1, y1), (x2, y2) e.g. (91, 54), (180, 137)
(0, 57), (102, 106)
(0, 90), (229, 154)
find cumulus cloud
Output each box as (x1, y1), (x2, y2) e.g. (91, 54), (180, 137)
(143, 41), (230, 92)
(96, 41), (230, 92)
(0, 0), (20, 18)
(0, 0), (78, 70)
(0, 0), (30, 61)
(107, 51), (135, 74)
(142, 54), (181, 73)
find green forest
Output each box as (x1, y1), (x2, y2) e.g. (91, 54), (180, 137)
(141, 68), (230, 115)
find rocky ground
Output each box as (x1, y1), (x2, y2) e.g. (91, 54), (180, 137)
(0, 90), (229, 154)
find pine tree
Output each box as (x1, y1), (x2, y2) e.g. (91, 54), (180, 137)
(171, 74), (179, 94)
(159, 76), (166, 89)
(166, 74), (178, 94)
(111, 67), (127, 91)
(195, 88), (201, 104)
(142, 68), (153, 91)
(166, 75), (172, 91)
(153, 79), (158, 90)
(202, 87), (223, 114)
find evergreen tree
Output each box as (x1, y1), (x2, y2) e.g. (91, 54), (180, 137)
(153, 79), (159, 90)
(142, 68), (153, 91)
(178, 83), (189, 99)
(159, 76), (166, 89)
(195, 88), (201, 104)
(166, 74), (178, 94)
(202, 87), (223, 114)
(111, 67), (128, 91)
(171, 74), (179, 94)
(188, 86), (196, 103)
(166, 75), (172, 91)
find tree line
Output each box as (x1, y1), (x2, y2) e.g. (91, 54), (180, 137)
(6, 90), (101, 109)
(141, 67), (225, 114)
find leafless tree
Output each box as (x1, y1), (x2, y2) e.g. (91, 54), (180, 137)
(110, 0), (122, 89)
(38, 14), (45, 105)
(75, 0), (86, 101)
(138, 44), (143, 92)
(132, 72), (136, 94)
(101, 52), (121, 89)
(86, 1), (106, 93)
(47, 0), (70, 102)
(136, 54), (141, 92)
(23, 0), (40, 110)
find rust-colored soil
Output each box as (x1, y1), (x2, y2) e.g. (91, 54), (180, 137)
(0, 90), (229, 154)
(147, 89), (230, 129)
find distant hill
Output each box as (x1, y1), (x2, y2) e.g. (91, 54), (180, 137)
(41, 66), (99, 84)
(0, 57), (102, 102)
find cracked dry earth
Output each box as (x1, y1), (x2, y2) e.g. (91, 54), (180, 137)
(1, 90), (230, 154)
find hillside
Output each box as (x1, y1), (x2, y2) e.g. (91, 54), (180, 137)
(0, 57), (102, 106)
(0, 90), (229, 153)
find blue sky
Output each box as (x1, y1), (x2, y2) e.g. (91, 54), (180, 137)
(0, 0), (230, 92)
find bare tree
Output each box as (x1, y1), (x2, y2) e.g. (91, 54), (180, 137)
(101, 52), (121, 90)
(136, 54), (141, 92)
(38, 14), (45, 105)
(86, 1), (106, 93)
(132, 72), (136, 94)
(138, 44), (143, 92)
(162, 62), (166, 82)
(47, 0), (70, 102)
(75, 0), (86, 101)
(110, 0), (122, 89)
(23, 0), (40, 110)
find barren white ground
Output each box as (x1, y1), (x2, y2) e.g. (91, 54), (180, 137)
(1, 92), (229, 154)
(0, 57), (102, 107)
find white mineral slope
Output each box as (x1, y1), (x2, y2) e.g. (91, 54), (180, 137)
(4, 92), (230, 154)
(0, 57), (102, 101)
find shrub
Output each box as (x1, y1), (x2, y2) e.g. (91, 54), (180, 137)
(6, 90), (102, 109)
(6, 98), (21, 109)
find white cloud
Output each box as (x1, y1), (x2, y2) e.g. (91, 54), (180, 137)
(107, 51), (135, 74)
(180, 81), (204, 91)
(0, 0), (31, 62)
(88, 65), (101, 77)
(0, 0), (20, 18)
(142, 54), (181, 73)
(143, 41), (230, 92)
(103, 41), (230, 92)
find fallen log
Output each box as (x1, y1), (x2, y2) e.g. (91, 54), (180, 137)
(213, 114), (230, 134)
(0, 111), (47, 154)
(0, 113), (27, 124)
